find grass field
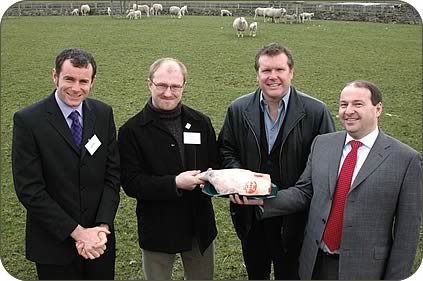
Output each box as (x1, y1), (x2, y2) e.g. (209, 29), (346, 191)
(1, 14), (421, 280)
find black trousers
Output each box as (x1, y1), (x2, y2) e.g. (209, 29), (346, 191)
(311, 249), (340, 280)
(36, 247), (115, 280)
(241, 216), (300, 280)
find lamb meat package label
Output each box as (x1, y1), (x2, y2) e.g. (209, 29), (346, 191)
(197, 168), (273, 196)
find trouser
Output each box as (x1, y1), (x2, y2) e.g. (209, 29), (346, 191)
(36, 248), (115, 280)
(142, 239), (214, 280)
(311, 249), (340, 280)
(242, 216), (300, 280)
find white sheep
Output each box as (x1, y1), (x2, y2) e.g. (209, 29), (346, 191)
(181, 5), (188, 16)
(71, 8), (79, 16)
(138, 5), (150, 17)
(134, 10), (142, 19)
(126, 9), (135, 20)
(300, 12), (314, 22)
(264, 8), (286, 23)
(107, 7), (112, 16)
(151, 3), (163, 16)
(80, 4), (90, 16)
(249, 22), (257, 37)
(233, 17), (248, 38)
(169, 6), (182, 18)
(220, 9), (232, 16)
(254, 7), (265, 20)
(282, 14), (297, 24)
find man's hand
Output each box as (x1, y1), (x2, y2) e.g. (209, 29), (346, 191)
(175, 170), (205, 191)
(71, 225), (110, 259)
(229, 194), (264, 205)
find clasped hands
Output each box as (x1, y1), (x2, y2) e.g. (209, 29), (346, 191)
(71, 224), (110, 260)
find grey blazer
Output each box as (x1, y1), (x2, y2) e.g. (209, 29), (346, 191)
(263, 130), (421, 279)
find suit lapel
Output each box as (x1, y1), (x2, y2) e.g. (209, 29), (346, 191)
(81, 100), (96, 160)
(350, 131), (391, 191)
(328, 133), (347, 197)
(45, 93), (81, 153)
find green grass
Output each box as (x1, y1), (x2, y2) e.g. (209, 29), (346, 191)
(1, 15), (421, 280)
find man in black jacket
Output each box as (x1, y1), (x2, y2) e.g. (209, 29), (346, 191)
(218, 43), (335, 279)
(118, 57), (218, 279)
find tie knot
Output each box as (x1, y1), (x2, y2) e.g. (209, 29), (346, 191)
(350, 140), (362, 150)
(68, 110), (80, 121)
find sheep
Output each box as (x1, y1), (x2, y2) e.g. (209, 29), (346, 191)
(264, 8), (286, 23)
(134, 10), (142, 19)
(300, 12), (314, 22)
(220, 9), (232, 16)
(80, 4), (90, 16)
(254, 7), (265, 20)
(107, 7), (112, 16)
(126, 10), (135, 20)
(232, 17), (248, 38)
(71, 8), (79, 16)
(151, 3), (163, 16)
(169, 6), (182, 18)
(138, 5), (150, 17)
(282, 14), (297, 24)
(181, 5), (188, 16)
(249, 22), (257, 37)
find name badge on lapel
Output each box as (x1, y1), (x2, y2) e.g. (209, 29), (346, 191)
(85, 134), (102, 155)
(183, 132), (201, 145)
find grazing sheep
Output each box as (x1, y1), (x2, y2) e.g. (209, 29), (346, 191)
(137, 5), (150, 17)
(71, 8), (79, 16)
(181, 5), (188, 16)
(80, 4), (90, 16)
(151, 3), (163, 16)
(300, 12), (314, 22)
(282, 14), (297, 24)
(249, 22), (257, 37)
(254, 7), (265, 20)
(134, 10), (142, 19)
(107, 7), (112, 16)
(220, 9), (232, 16)
(232, 17), (248, 38)
(264, 8), (286, 23)
(169, 6), (182, 18)
(126, 10), (135, 19)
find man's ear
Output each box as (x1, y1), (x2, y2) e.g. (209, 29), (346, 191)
(52, 68), (58, 85)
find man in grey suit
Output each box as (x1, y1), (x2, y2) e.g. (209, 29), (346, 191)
(231, 80), (421, 279)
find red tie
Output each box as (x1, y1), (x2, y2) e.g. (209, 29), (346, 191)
(323, 140), (362, 252)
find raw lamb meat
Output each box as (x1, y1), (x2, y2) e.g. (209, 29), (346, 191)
(197, 168), (272, 196)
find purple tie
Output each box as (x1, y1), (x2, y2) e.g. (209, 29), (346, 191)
(68, 111), (82, 149)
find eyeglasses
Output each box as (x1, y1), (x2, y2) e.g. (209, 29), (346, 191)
(150, 80), (184, 93)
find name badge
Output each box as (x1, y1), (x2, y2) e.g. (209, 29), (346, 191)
(183, 132), (201, 145)
(85, 134), (102, 155)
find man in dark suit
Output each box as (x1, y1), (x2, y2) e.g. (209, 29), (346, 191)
(12, 48), (120, 280)
(231, 80), (421, 279)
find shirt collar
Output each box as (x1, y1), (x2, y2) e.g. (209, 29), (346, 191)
(345, 127), (379, 149)
(55, 90), (83, 118)
(259, 87), (291, 110)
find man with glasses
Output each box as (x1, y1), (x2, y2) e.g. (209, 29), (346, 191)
(118, 57), (218, 279)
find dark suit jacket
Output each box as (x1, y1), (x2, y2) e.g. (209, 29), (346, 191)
(12, 91), (120, 265)
(118, 103), (218, 254)
(264, 130), (422, 279)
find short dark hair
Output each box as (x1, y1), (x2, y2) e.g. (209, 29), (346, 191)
(55, 48), (97, 80)
(254, 42), (294, 72)
(346, 80), (382, 105)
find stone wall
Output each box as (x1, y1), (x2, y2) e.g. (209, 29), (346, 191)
(4, 1), (421, 24)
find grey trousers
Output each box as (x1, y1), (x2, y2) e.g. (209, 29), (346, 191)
(142, 239), (214, 280)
